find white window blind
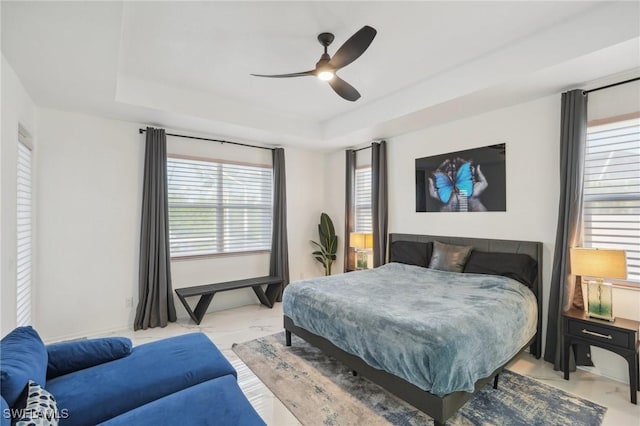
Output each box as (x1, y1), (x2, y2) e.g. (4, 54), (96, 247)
(355, 167), (372, 232)
(167, 157), (272, 257)
(583, 117), (640, 283)
(17, 139), (32, 326)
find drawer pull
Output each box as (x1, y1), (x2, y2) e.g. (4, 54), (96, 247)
(581, 329), (612, 339)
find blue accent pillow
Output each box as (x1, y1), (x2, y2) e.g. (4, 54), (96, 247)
(0, 326), (47, 407)
(46, 338), (132, 379)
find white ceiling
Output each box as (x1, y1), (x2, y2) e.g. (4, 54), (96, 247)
(2, 1), (639, 150)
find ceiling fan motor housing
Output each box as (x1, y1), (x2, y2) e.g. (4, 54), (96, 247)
(317, 32), (335, 48)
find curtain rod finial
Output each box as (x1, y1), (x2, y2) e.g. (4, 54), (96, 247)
(139, 128), (145, 134)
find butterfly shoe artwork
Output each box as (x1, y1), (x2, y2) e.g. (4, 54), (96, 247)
(416, 143), (506, 213)
(433, 160), (474, 203)
(429, 159), (483, 212)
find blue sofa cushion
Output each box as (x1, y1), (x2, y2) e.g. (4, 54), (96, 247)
(47, 338), (132, 379)
(46, 333), (235, 426)
(97, 375), (265, 426)
(0, 327), (47, 407)
(12, 380), (62, 426)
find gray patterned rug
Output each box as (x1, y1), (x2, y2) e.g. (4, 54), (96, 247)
(232, 332), (607, 426)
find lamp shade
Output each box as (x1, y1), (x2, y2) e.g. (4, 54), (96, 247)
(570, 248), (627, 279)
(350, 232), (373, 250)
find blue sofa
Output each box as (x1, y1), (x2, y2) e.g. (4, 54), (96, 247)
(1, 327), (265, 425)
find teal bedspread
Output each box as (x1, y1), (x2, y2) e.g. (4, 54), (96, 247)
(283, 262), (537, 396)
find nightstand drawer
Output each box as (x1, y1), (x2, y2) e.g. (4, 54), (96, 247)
(568, 320), (631, 349)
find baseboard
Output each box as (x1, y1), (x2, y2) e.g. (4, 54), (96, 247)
(42, 324), (132, 344)
(577, 365), (630, 385)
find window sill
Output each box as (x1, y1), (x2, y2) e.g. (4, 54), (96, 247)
(612, 281), (640, 291)
(171, 250), (270, 262)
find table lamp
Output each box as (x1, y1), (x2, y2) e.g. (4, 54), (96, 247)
(350, 232), (373, 269)
(570, 248), (627, 321)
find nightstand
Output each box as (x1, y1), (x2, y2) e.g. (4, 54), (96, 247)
(563, 308), (639, 404)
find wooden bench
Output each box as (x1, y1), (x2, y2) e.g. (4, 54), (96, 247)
(175, 276), (283, 325)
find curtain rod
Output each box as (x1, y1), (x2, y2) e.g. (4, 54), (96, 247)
(138, 128), (274, 151)
(354, 140), (386, 152)
(584, 76), (640, 94)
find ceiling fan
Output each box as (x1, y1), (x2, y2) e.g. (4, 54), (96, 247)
(251, 25), (377, 102)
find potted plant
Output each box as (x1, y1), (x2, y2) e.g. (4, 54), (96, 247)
(311, 212), (338, 276)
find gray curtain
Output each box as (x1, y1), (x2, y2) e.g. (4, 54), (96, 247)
(344, 150), (356, 271)
(544, 90), (592, 370)
(372, 141), (388, 267)
(134, 127), (177, 330)
(269, 148), (290, 302)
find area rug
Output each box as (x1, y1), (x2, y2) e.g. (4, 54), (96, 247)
(232, 332), (606, 426)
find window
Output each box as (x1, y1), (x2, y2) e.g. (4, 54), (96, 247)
(583, 116), (640, 283)
(17, 131), (33, 326)
(354, 167), (372, 232)
(167, 156), (272, 258)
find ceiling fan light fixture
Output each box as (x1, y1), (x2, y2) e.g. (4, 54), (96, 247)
(317, 70), (334, 81)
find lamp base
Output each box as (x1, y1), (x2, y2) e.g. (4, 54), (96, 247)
(586, 280), (614, 322)
(586, 312), (615, 322)
(355, 250), (368, 270)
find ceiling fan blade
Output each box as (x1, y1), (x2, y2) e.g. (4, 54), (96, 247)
(328, 76), (361, 101)
(250, 70), (315, 78)
(329, 25), (377, 70)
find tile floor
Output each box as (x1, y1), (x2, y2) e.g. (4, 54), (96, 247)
(112, 304), (639, 426)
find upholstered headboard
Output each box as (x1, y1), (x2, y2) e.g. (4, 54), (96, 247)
(388, 233), (543, 358)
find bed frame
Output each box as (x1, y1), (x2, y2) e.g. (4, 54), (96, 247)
(284, 233), (543, 426)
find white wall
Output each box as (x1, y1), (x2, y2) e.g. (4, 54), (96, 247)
(36, 109), (143, 340)
(34, 108), (325, 341)
(323, 149), (347, 274)
(1, 55), (37, 336)
(588, 79), (640, 121)
(285, 146), (328, 280)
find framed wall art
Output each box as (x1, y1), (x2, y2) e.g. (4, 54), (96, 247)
(415, 143), (506, 212)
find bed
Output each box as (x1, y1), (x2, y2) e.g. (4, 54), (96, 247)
(283, 234), (543, 426)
